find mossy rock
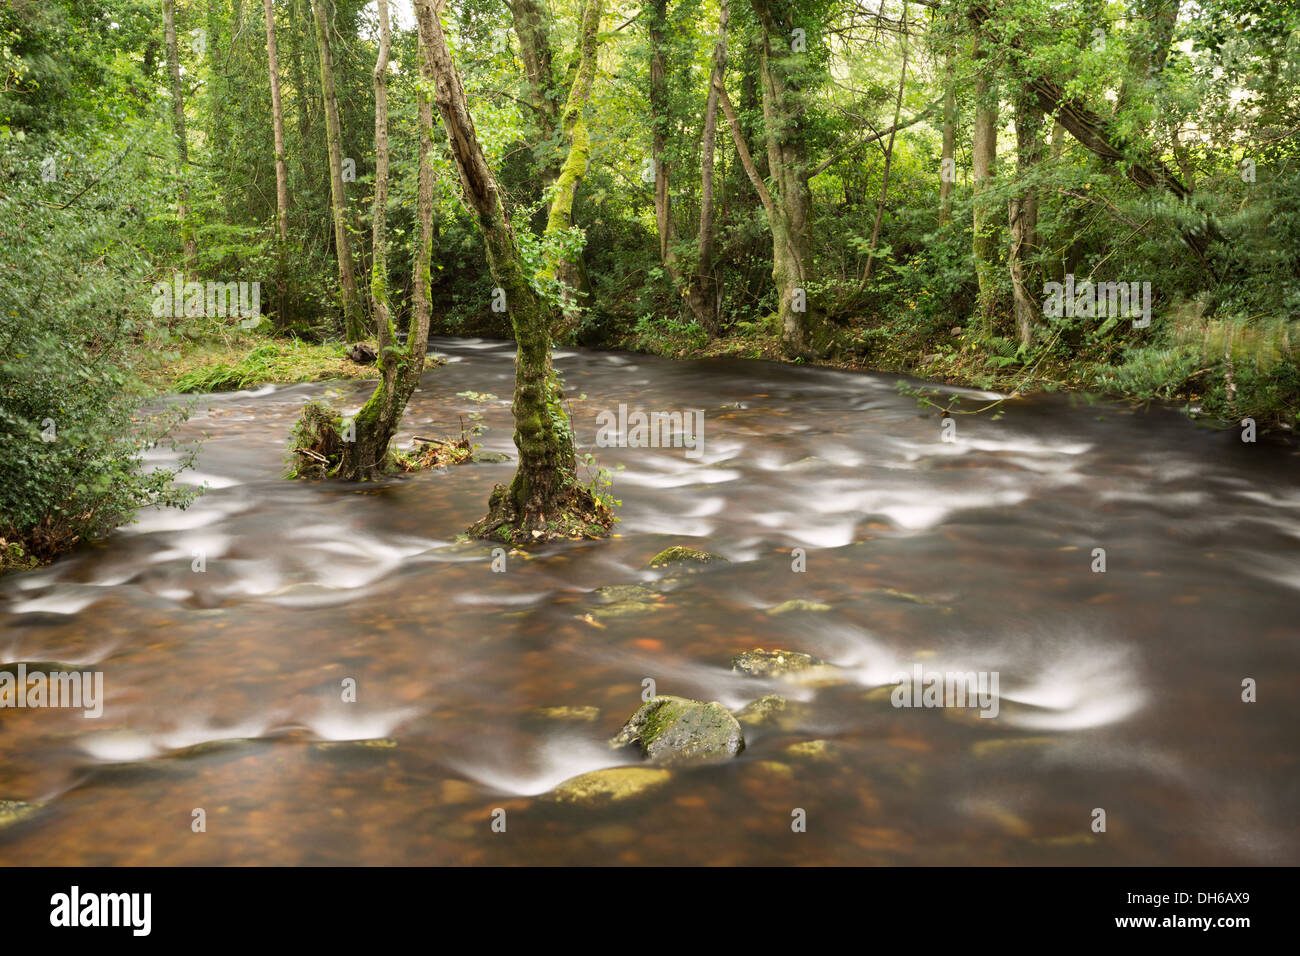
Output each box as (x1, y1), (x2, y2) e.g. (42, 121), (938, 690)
(470, 451), (511, 464)
(645, 546), (728, 569)
(546, 766), (672, 807)
(0, 799), (42, 830)
(766, 599), (831, 615)
(611, 695), (745, 763)
(731, 648), (824, 678)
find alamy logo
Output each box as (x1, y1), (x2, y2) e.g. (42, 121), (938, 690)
(1043, 274), (1152, 328)
(50, 886), (151, 936)
(595, 403), (705, 459)
(890, 664), (1000, 718)
(151, 272), (261, 326)
(0, 664), (103, 718)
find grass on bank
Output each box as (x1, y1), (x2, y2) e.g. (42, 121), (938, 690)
(134, 328), (379, 394)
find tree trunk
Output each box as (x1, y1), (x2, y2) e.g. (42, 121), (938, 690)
(750, 0), (822, 359)
(162, 0), (197, 270)
(337, 0), (429, 480)
(419, 0), (608, 542)
(310, 0), (365, 342)
(541, 0), (603, 328)
(689, 0), (729, 335)
(262, 0), (290, 328)
(971, 33), (1000, 334)
(650, 0), (727, 336)
(507, 0), (563, 176)
(864, 1), (909, 283)
(938, 49), (956, 226)
(1009, 88), (1045, 347)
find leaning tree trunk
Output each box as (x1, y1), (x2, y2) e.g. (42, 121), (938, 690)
(310, 0), (365, 342)
(419, 0), (609, 542)
(263, 0), (290, 328)
(162, 0), (197, 270)
(971, 33), (1000, 335)
(965, 0), (1222, 269)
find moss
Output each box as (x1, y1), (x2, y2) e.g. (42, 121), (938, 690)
(546, 766), (672, 807)
(645, 546), (728, 568)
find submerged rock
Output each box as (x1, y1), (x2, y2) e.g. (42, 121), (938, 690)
(738, 697), (785, 723)
(0, 799), (41, 830)
(785, 739), (835, 761)
(547, 766), (672, 807)
(645, 546), (728, 569)
(469, 451), (511, 464)
(611, 695), (744, 763)
(731, 648), (824, 678)
(531, 705), (601, 723)
(587, 584), (665, 618)
(766, 599), (831, 615)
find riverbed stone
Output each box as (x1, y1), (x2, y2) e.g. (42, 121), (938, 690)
(734, 694), (790, 728)
(0, 799), (41, 830)
(588, 584), (665, 618)
(611, 695), (745, 763)
(531, 705), (601, 723)
(731, 648), (824, 677)
(547, 766), (672, 807)
(766, 599), (831, 615)
(645, 546), (728, 569)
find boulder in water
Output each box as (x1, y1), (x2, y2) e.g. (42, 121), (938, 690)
(645, 546), (728, 569)
(611, 695), (744, 763)
(731, 648), (824, 678)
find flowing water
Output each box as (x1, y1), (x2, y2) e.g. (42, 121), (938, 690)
(2, 337), (1297, 865)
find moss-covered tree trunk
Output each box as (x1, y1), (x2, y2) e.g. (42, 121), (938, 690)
(334, 0), (433, 480)
(420, 0), (608, 542)
(540, 0), (602, 325)
(310, 0), (365, 342)
(750, 0), (823, 359)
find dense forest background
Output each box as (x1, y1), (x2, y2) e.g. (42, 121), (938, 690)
(2, 0), (1297, 564)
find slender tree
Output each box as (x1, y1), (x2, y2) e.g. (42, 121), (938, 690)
(310, 0), (365, 342)
(970, 31), (999, 333)
(334, 0), (433, 479)
(262, 0), (290, 326)
(161, 0), (197, 270)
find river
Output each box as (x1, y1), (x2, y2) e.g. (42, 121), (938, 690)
(2, 337), (1297, 864)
